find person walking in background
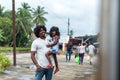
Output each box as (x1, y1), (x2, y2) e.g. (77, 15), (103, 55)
(85, 42), (89, 54)
(65, 41), (73, 62)
(77, 43), (86, 65)
(31, 25), (54, 80)
(45, 26), (60, 74)
(88, 42), (96, 65)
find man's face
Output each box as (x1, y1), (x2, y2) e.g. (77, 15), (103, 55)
(39, 28), (46, 38)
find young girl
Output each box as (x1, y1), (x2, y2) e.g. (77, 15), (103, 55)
(45, 26), (60, 74)
(77, 43), (86, 65)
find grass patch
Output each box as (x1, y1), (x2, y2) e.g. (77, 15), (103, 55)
(0, 47), (30, 51)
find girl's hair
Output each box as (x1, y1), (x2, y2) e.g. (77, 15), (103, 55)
(49, 26), (60, 37)
(34, 25), (46, 38)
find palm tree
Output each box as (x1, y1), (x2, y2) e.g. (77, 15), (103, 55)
(15, 3), (33, 46)
(16, 8), (32, 34)
(21, 2), (31, 10)
(32, 6), (48, 26)
(16, 2), (33, 34)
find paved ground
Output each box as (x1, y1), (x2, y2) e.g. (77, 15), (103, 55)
(0, 53), (99, 80)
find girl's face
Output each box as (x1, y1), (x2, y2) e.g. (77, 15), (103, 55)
(51, 31), (56, 36)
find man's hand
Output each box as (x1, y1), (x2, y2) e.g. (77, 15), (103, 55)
(36, 64), (42, 72)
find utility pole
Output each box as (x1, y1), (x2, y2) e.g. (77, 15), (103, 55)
(12, 0), (16, 66)
(67, 18), (70, 36)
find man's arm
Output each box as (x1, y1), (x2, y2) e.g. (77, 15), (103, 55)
(31, 51), (42, 72)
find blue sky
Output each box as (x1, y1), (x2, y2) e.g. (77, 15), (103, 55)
(0, 0), (101, 37)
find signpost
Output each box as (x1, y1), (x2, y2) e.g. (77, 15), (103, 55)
(59, 35), (69, 51)
(59, 35), (69, 43)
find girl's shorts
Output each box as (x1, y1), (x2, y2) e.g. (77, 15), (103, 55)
(50, 49), (59, 54)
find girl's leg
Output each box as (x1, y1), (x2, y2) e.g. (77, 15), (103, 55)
(79, 54), (81, 64)
(53, 54), (59, 74)
(45, 51), (53, 68)
(80, 53), (84, 64)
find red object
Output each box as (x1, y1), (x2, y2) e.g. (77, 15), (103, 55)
(46, 64), (53, 68)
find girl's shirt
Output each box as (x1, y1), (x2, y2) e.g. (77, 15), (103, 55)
(77, 45), (86, 54)
(46, 36), (59, 54)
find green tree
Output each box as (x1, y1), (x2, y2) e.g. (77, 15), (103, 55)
(0, 30), (5, 42)
(0, 5), (13, 46)
(4, 10), (12, 19)
(32, 6), (48, 26)
(0, 17), (12, 46)
(16, 8), (32, 34)
(0, 3), (48, 47)
(15, 3), (33, 47)
(21, 2), (31, 11)
(16, 2), (33, 34)
(0, 5), (5, 17)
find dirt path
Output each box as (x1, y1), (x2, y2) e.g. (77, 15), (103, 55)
(0, 53), (98, 80)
